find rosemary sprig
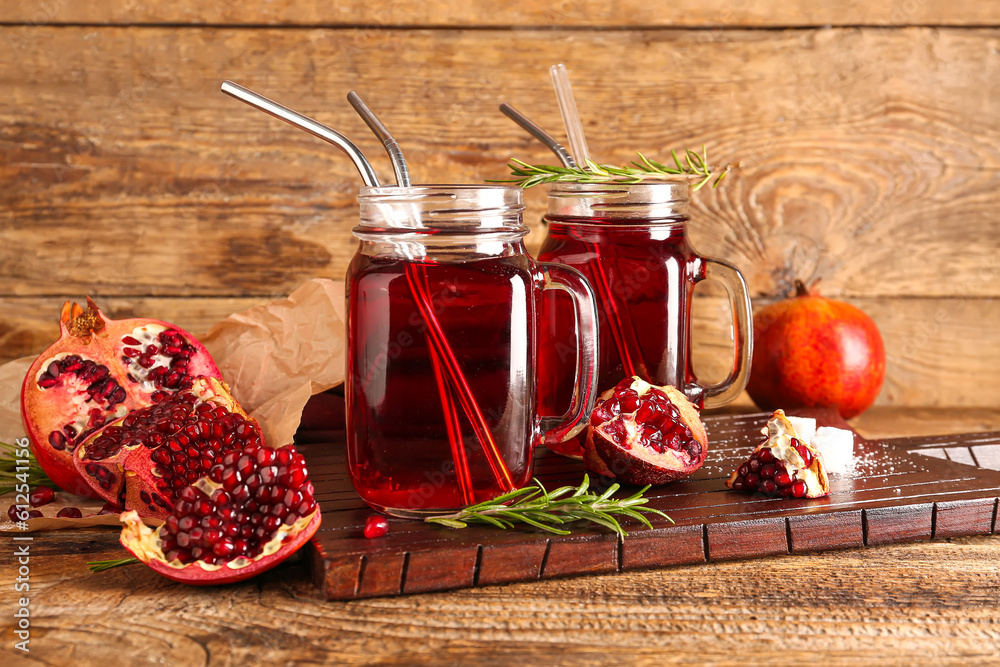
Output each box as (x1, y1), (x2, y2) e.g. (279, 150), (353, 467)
(88, 557), (140, 572)
(425, 475), (671, 537)
(0, 440), (57, 496)
(492, 147), (730, 190)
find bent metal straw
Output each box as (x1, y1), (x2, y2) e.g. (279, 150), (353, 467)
(221, 81), (380, 187)
(222, 81), (515, 501)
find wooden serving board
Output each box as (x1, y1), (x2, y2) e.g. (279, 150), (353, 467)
(300, 410), (1000, 600)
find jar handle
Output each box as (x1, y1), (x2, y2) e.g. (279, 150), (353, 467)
(692, 257), (753, 408)
(537, 263), (601, 444)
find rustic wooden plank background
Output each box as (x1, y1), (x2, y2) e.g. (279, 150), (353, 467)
(1, 4), (998, 408)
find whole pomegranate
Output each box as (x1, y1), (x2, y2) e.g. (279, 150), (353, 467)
(584, 377), (708, 485)
(747, 281), (885, 419)
(21, 298), (222, 497)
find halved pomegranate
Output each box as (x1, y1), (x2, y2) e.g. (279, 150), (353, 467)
(21, 298), (221, 497)
(74, 377), (261, 520)
(119, 442), (321, 585)
(726, 410), (831, 498)
(584, 377), (708, 485)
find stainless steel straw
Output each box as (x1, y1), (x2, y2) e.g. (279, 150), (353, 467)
(220, 80), (380, 187)
(347, 91), (411, 187)
(499, 103), (577, 169)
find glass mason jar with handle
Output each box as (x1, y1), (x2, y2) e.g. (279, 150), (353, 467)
(346, 185), (600, 517)
(536, 182), (752, 458)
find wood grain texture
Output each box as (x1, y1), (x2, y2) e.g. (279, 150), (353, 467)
(3, 25), (1000, 407)
(2, 0), (999, 27)
(2, 408), (999, 665)
(2, 27), (998, 300)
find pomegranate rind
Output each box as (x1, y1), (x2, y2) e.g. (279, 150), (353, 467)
(585, 378), (708, 485)
(73, 377), (254, 519)
(726, 410), (831, 499)
(747, 285), (886, 419)
(119, 509), (321, 585)
(21, 298), (221, 498)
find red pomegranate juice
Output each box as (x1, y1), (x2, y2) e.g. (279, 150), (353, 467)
(346, 253), (538, 514)
(537, 215), (700, 457)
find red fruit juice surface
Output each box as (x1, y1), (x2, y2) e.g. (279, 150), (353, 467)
(346, 253), (538, 514)
(537, 215), (700, 457)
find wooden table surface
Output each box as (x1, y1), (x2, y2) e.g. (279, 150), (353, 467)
(4, 407), (1000, 666)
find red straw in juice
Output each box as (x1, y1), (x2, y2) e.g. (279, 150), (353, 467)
(405, 264), (515, 491)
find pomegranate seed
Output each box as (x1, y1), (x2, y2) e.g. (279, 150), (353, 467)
(364, 515), (389, 538)
(619, 390), (640, 413)
(760, 463), (776, 480)
(48, 430), (68, 451)
(29, 486), (55, 507)
(795, 443), (813, 466)
(791, 480), (808, 498)
(56, 507), (83, 519)
(7, 505), (25, 522)
(26, 510), (42, 519)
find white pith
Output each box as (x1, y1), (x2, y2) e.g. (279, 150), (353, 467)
(763, 411), (823, 492)
(122, 324), (175, 392)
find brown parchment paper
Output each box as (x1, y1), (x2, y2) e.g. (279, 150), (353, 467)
(1, 278), (346, 531)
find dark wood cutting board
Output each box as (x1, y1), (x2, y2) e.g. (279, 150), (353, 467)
(299, 409), (1000, 600)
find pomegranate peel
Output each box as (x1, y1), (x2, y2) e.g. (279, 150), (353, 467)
(747, 280), (885, 419)
(726, 410), (830, 499)
(21, 298), (221, 497)
(118, 442), (321, 585)
(74, 377), (260, 520)
(584, 377), (708, 485)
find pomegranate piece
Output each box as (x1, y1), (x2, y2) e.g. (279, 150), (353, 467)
(118, 442), (322, 585)
(363, 515), (389, 539)
(56, 507), (84, 519)
(29, 486), (56, 507)
(74, 377), (262, 521)
(21, 298), (222, 497)
(584, 377), (708, 485)
(727, 410), (831, 499)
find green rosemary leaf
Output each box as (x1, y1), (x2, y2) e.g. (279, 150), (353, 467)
(424, 476), (670, 537)
(88, 557), (140, 573)
(503, 149), (729, 189)
(672, 149), (685, 171)
(595, 482), (621, 503)
(0, 441), (56, 496)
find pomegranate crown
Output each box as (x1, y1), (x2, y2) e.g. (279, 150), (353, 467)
(60, 297), (107, 342)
